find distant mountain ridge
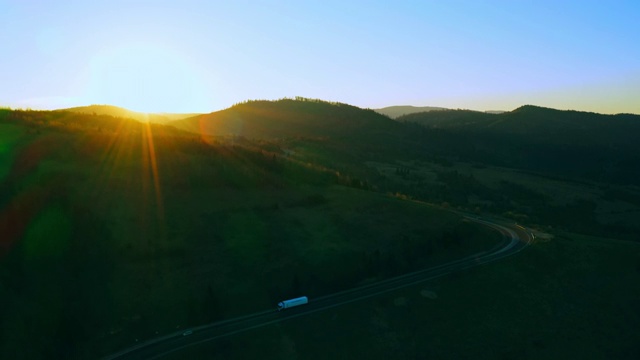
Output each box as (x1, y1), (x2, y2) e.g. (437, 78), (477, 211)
(484, 110), (506, 114)
(374, 105), (448, 118)
(57, 104), (201, 124)
(396, 104), (640, 184)
(374, 105), (508, 118)
(397, 104), (640, 146)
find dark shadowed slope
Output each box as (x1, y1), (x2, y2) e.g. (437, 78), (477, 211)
(399, 105), (640, 145)
(0, 107), (505, 359)
(58, 105), (201, 124)
(374, 105), (448, 119)
(398, 105), (640, 184)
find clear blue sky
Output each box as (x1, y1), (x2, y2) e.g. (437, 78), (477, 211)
(1, 0), (638, 113)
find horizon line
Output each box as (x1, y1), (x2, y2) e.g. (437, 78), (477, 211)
(1, 100), (638, 117)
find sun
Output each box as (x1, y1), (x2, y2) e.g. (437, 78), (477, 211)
(83, 42), (208, 113)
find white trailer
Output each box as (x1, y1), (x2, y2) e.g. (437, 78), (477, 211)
(277, 296), (308, 311)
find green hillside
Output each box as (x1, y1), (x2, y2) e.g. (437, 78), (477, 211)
(0, 108), (499, 359)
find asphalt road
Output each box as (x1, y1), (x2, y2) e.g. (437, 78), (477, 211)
(103, 216), (533, 360)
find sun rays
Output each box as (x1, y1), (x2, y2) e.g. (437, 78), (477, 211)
(90, 118), (167, 244)
(143, 121), (165, 223)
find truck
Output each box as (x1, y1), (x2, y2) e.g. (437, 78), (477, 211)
(277, 296), (308, 311)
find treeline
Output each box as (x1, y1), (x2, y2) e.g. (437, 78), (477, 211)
(232, 96), (348, 107)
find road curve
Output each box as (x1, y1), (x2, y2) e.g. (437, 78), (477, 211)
(103, 217), (533, 360)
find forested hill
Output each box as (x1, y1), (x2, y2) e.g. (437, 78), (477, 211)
(398, 106), (640, 184)
(170, 98), (403, 140)
(168, 100), (640, 185)
(398, 105), (640, 147)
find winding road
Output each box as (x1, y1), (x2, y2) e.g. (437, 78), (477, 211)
(103, 216), (533, 360)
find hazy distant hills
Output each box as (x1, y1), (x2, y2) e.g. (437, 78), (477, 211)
(171, 98), (402, 140)
(398, 105), (640, 147)
(374, 106), (507, 118)
(374, 105), (448, 118)
(57, 105), (201, 124)
(397, 105), (640, 184)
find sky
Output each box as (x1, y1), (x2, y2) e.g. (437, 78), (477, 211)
(1, 0), (638, 114)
